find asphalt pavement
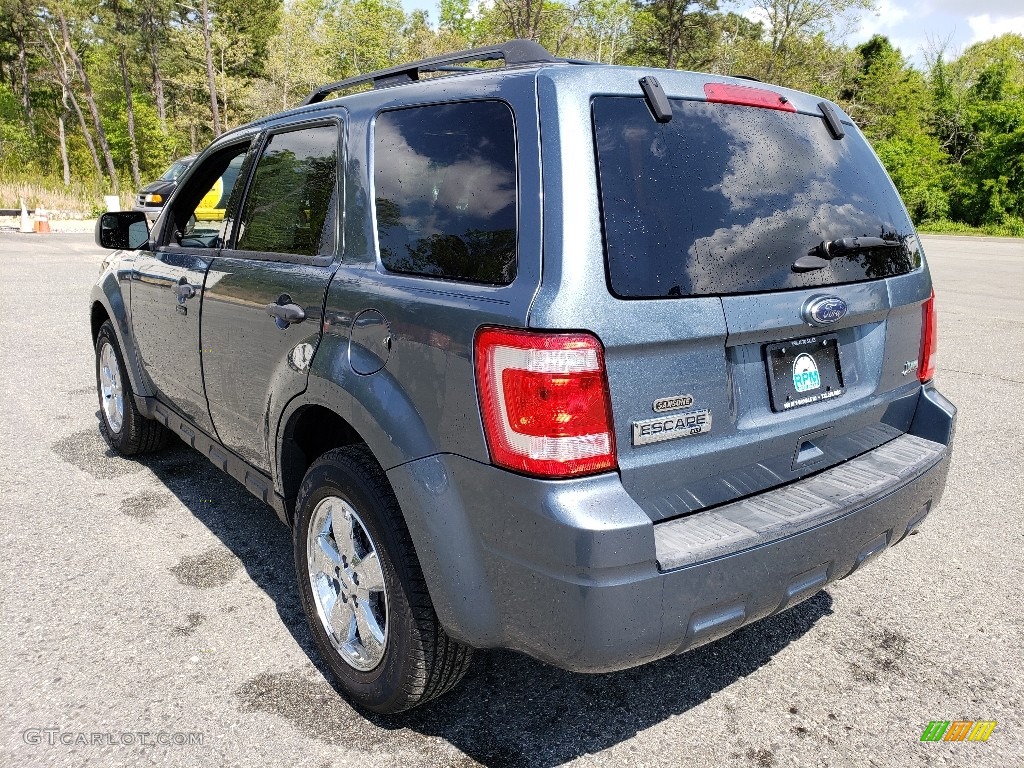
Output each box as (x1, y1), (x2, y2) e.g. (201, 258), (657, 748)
(1, 233), (1021, 768)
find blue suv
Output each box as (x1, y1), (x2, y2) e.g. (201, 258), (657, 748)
(90, 40), (955, 713)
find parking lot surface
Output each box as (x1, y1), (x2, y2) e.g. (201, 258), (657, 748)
(1, 233), (1021, 767)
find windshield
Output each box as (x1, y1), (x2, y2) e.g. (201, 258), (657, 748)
(593, 97), (921, 298)
(159, 160), (191, 182)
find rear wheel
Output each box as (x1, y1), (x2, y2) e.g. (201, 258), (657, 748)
(294, 445), (472, 713)
(94, 320), (168, 455)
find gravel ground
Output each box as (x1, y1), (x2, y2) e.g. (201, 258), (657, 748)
(0, 216), (98, 234)
(1, 233), (1021, 768)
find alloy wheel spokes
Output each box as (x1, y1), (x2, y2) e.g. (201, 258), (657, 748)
(99, 343), (124, 433)
(306, 497), (389, 671)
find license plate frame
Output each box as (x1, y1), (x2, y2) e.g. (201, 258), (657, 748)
(764, 334), (845, 412)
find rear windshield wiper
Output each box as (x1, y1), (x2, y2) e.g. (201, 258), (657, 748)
(793, 236), (902, 272)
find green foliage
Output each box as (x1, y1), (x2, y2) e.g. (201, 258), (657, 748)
(917, 218), (1024, 238)
(926, 33), (1024, 228)
(105, 97), (175, 179)
(333, 0), (409, 75)
(873, 133), (950, 222)
(629, 0), (721, 70)
(214, 0), (283, 78)
(0, 83), (36, 174)
(439, 0), (473, 38)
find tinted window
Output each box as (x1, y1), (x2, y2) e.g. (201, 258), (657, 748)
(235, 124), (339, 257)
(374, 101), (517, 284)
(159, 160), (191, 181)
(593, 97), (921, 298)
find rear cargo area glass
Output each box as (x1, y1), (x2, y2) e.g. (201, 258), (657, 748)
(593, 97), (921, 298)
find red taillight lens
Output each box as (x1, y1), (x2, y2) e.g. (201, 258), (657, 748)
(919, 290), (937, 383)
(474, 327), (617, 478)
(704, 83), (796, 112)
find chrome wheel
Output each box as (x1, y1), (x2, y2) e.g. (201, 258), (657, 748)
(98, 341), (125, 434)
(307, 497), (388, 671)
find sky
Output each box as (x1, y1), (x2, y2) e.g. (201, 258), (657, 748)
(397, 0), (1024, 66)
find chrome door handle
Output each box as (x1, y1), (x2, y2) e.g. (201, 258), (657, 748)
(265, 301), (306, 328)
(175, 277), (199, 302)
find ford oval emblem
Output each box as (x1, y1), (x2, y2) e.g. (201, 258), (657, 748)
(803, 295), (848, 326)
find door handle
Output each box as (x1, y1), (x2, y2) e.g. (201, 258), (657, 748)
(175, 277), (199, 302)
(265, 300), (306, 328)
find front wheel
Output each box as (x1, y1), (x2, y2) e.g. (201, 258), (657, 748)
(94, 320), (168, 455)
(293, 445), (472, 713)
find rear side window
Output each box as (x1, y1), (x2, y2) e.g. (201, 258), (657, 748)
(235, 124), (339, 257)
(373, 101), (517, 285)
(593, 97), (922, 298)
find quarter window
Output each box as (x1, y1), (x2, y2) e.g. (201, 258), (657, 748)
(235, 124), (339, 257)
(373, 101), (517, 285)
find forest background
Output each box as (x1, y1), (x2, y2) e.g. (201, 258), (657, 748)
(1, 0), (1021, 235)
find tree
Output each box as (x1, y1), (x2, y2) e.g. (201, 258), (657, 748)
(631, 0), (719, 70)
(260, 0), (337, 112)
(841, 36), (950, 222)
(439, 0), (474, 40)
(750, 0), (873, 81)
(0, 0), (35, 123)
(200, 0), (221, 135)
(927, 34), (1024, 226)
(139, 0), (175, 132)
(332, 0), (408, 76)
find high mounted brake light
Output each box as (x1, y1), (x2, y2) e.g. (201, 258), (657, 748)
(704, 83), (796, 112)
(919, 290), (937, 383)
(474, 327), (617, 478)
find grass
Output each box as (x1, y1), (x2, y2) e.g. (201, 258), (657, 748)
(0, 177), (133, 218)
(917, 218), (1024, 238)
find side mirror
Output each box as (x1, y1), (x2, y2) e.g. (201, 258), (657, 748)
(95, 211), (150, 250)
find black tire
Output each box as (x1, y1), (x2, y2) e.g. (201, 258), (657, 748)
(294, 445), (472, 713)
(94, 320), (168, 455)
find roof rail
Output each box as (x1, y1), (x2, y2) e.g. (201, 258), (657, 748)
(300, 39), (565, 106)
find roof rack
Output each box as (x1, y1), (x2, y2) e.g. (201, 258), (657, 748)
(301, 39), (572, 106)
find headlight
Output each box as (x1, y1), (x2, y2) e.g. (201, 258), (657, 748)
(144, 193), (163, 204)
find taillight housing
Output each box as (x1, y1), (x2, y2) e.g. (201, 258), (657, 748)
(474, 327), (617, 478)
(919, 290), (937, 383)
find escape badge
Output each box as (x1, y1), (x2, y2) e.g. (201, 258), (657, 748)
(632, 409), (712, 446)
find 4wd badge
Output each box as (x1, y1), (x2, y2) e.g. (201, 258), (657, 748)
(792, 353), (821, 393)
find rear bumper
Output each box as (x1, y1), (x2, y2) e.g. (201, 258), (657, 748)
(387, 385), (955, 672)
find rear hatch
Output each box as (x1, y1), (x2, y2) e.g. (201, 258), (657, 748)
(587, 86), (931, 521)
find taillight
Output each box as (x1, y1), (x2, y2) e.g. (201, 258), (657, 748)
(474, 327), (617, 478)
(919, 290), (937, 383)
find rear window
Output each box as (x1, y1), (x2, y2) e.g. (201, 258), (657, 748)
(593, 97), (921, 298)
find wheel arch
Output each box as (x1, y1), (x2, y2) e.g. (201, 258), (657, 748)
(273, 333), (440, 522)
(90, 273), (154, 397)
(277, 401), (366, 515)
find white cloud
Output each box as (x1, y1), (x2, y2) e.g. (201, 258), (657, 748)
(741, 5), (769, 27)
(857, 0), (912, 39)
(967, 13), (1024, 43)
